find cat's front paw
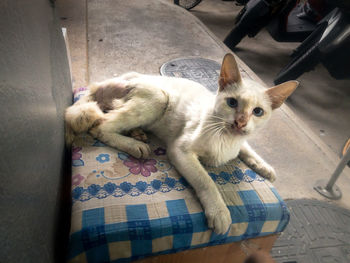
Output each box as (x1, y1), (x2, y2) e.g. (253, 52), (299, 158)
(206, 204), (231, 235)
(258, 164), (276, 182)
(245, 157), (276, 182)
(127, 141), (151, 159)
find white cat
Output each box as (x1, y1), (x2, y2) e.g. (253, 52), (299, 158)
(65, 54), (298, 234)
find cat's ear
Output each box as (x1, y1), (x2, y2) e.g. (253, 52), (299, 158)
(266, 81), (299, 109)
(219, 53), (242, 91)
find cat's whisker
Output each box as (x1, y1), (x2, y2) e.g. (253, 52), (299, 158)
(214, 122), (229, 136)
(202, 126), (221, 134)
(203, 118), (227, 123)
(203, 121), (225, 129)
(201, 125), (219, 135)
(202, 122), (226, 137)
(202, 122), (225, 129)
(202, 120), (225, 126)
(210, 115), (225, 120)
(210, 115), (227, 121)
(207, 115), (232, 126)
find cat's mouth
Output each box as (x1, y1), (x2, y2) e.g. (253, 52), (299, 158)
(230, 123), (247, 135)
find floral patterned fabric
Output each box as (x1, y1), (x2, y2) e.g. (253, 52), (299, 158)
(70, 135), (268, 203)
(71, 135), (191, 202)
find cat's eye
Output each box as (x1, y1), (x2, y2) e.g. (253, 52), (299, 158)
(253, 107), (264, 117)
(226, 98), (238, 108)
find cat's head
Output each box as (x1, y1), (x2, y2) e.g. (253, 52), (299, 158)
(213, 53), (298, 136)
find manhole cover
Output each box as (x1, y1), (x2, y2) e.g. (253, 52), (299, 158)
(273, 199), (350, 263)
(160, 57), (221, 93)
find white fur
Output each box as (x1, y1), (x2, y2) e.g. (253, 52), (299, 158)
(65, 68), (296, 234)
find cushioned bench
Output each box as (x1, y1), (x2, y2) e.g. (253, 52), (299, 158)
(68, 88), (289, 263)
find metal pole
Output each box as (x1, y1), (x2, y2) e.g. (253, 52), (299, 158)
(314, 147), (350, 200)
(325, 148), (350, 190)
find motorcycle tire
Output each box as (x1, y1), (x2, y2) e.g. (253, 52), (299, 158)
(274, 42), (321, 84)
(223, 25), (249, 50)
(174, 0), (202, 10)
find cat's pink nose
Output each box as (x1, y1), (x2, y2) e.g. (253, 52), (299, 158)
(235, 113), (248, 129)
(234, 120), (247, 129)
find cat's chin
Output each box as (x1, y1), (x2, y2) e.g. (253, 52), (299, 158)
(225, 124), (249, 136)
(229, 127), (248, 136)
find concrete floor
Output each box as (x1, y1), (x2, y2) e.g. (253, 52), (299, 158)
(57, 0), (350, 210)
(188, 0), (350, 156)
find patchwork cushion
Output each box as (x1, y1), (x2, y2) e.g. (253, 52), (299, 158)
(68, 88), (289, 263)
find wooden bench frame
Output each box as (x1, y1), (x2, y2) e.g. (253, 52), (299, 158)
(137, 234), (277, 263)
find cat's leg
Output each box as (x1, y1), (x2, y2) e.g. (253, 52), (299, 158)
(90, 87), (168, 159)
(167, 145), (232, 234)
(129, 128), (149, 143)
(92, 129), (151, 159)
(90, 107), (152, 159)
(239, 141), (276, 182)
(65, 99), (105, 145)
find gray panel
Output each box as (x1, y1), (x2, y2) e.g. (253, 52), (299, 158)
(160, 57), (221, 93)
(272, 200), (350, 263)
(0, 0), (72, 262)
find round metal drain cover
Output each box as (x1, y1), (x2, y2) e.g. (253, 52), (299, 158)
(272, 199), (350, 263)
(160, 57), (221, 93)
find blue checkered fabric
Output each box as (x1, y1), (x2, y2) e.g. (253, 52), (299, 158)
(69, 193), (288, 263)
(67, 87), (290, 263)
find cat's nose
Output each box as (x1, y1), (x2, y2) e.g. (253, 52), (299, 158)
(234, 120), (247, 129)
(235, 113), (248, 129)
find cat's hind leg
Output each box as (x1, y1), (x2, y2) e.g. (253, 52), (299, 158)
(129, 128), (149, 143)
(65, 99), (105, 145)
(92, 130), (151, 159)
(90, 86), (168, 158)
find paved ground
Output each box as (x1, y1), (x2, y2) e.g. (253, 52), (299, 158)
(274, 199), (350, 262)
(187, 0), (350, 157)
(56, 0), (350, 209)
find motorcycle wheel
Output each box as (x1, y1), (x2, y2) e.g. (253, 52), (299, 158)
(174, 0), (202, 10)
(274, 41), (320, 84)
(223, 24), (249, 49)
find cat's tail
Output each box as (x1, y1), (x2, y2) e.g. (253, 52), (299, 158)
(65, 101), (104, 145)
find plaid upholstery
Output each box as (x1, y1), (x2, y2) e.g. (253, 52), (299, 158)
(68, 87), (290, 263)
